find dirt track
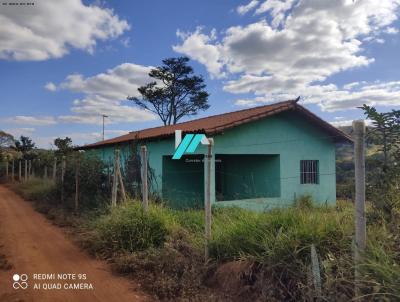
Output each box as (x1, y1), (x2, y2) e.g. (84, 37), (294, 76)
(0, 185), (153, 302)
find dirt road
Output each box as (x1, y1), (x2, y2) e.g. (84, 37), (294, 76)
(0, 185), (153, 302)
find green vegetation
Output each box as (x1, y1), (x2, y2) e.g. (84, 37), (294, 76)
(3, 105), (400, 301)
(13, 177), (56, 202)
(9, 177), (400, 301)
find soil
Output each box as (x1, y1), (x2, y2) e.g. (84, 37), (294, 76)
(0, 185), (154, 302)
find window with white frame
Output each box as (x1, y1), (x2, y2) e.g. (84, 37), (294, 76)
(300, 160), (319, 184)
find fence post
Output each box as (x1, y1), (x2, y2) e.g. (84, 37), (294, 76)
(5, 161), (9, 181)
(31, 160), (35, 177)
(19, 160), (22, 182)
(116, 156), (126, 201)
(11, 160), (15, 182)
(107, 162), (111, 189)
(44, 166), (48, 179)
(111, 150), (119, 207)
(204, 139), (213, 261)
(52, 157), (57, 181)
(61, 156), (66, 202)
(28, 160), (32, 179)
(310, 244), (322, 300)
(75, 155), (80, 212)
(353, 120), (366, 297)
(141, 146), (148, 212)
(24, 160), (28, 182)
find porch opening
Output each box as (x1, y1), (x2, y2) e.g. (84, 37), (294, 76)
(162, 155), (204, 209)
(215, 154), (280, 201)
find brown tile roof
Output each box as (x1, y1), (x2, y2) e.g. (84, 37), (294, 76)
(78, 100), (352, 150)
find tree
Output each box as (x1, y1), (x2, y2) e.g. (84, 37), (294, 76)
(54, 137), (73, 156)
(0, 131), (15, 161)
(14, 136), (36, 160)
(360, 104), (400, 218)
(14, 136), (35, 153)
(360, 104), (400, 167)
(128, 57), (210, 125)
(0, 131), (14, 149)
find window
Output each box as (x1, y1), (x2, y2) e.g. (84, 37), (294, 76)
(300, 160), (319, 184)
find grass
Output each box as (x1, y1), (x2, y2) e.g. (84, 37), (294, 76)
(12, 177), (56, 202)
(9, 178), (400, 301)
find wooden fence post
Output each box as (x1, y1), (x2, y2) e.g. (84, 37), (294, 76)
(107, 162), (111, 189)
(5, 161), (9, 181)
(141, 146), (148, 212)
(44, 166), (48, 179)
(204, 139), (213, 261)
(61, 156), (66, 202)
(28, 160), (32, 179)
(111, 150), (119, 207)
(11, 160), (14, 182)
(18, 160), (22, 182)
(75, 155), (80, 212)
(116, 156), (126, 201)
(52, 158), (57, 181)
(24, 160), (28, 182)
(31, 160), (35, 177)
(353, 120), (366, 297)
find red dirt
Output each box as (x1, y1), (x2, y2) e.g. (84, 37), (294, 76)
(0, 185), (154, 302)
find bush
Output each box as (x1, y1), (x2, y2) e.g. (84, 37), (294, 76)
(94, 203), (168, 254)
(210, 206), (353, 264)
(359, 225), (400, 300)
(60, 154), (110, 210)
(12, 177), (56, 203)
(9, 177), (400, 301)
(294, 194), (315, 209)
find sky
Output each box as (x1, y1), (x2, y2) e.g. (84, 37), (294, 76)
(0, 0), (400, 148)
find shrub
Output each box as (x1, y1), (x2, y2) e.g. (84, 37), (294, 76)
(12, 177), (56, 203)
(359, 225), (400, 300)
(60, 154), (110, 210)
(94, 203), (168, 254)
(294, 194), (315, 209)
(210, 206), (353, 263)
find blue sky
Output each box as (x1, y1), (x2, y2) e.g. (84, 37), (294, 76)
(1, 0), (400, 148)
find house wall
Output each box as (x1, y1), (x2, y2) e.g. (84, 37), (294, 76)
(210, 111), (336, 210)
(162, 155), (204, 209)
(87, 111), (336, 211)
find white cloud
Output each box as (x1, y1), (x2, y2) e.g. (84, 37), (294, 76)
(237, 0), (259, 15)
(255, 0), (295, 27)
(330, 119), (372, 127)
(56, 129), (130, 146)
(5, 127), (35, 138)
(329, 120), (354, 127)
(56, 63), (157, 124)
(234, 80), (400, 112)
(44, 82), (57, 91)
(343, 82), (360, 90)
(0, 0), (129, 61)
(174, 0), (400, 111)
(384, 26), (399, 34)
(1, 116), (57, 126)
(173, 28), (225, 78)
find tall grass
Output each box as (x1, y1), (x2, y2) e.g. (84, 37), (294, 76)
(94, 203), (168, 254)
(12, 177), (56, 202)
(9, 179), (400, 301)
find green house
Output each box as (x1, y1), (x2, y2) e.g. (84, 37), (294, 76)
(79, 100), (352, 211)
